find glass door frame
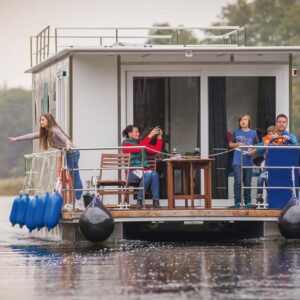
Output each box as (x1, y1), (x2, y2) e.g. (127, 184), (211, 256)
(200, 65), (288, 159)
(121, 66), (202, 146)
(121, 64), (289, 201)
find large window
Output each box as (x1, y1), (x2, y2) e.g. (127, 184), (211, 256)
(209, 77), (276, 199)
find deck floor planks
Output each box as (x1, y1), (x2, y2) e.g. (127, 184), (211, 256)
(62, 208), (281, 221)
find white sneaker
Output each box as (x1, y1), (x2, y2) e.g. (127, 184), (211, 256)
(75, 199), (85, 211)
(63, 203), (73, 211)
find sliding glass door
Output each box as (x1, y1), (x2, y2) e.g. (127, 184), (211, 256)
(208, 76), (276, 199)
(133, 76), (200, 198)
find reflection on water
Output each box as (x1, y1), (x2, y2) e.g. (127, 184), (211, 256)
(1, 196), (300, 299)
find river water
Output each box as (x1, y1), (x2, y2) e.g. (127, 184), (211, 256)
(1, 196), (300, 299)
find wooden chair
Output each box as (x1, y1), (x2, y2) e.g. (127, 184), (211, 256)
(96, 153), (132, 204)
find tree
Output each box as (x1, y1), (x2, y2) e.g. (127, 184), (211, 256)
(214, 0), (300, 134)
(0, 88), (32, 178)
(146, 22), (199, 45)
(214, 0), (300, 46)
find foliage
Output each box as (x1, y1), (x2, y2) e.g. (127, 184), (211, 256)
(0, 88), (32, 178)
(146, 22), (199, 45)
(214, 0), (300, 46)
(215, 0), (300, 136)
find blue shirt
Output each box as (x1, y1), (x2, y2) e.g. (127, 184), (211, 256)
(231, 129), (258, 166)
(282, 130), (298, 145)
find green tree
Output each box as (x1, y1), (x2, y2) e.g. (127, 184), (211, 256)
(0, 88), (32, 178)
(146, 22), (199, 45)
(214, 0), (300, 135)
(215, 0), (300, 46)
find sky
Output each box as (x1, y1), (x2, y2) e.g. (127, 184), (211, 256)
(0, 0), (233, 89)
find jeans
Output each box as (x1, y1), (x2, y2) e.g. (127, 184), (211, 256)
(66, 150), (83, 200)
(233, 165), (253, 206)
(257, 171), (268, 196)
(127, 171), (160, 201)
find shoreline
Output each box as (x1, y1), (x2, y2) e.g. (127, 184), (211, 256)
(0, 177), (23, 196)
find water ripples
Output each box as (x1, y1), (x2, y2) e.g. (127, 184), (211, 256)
(1, 197), (300, 299)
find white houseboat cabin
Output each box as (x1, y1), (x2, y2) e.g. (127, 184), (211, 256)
(26, 26), (300, 208)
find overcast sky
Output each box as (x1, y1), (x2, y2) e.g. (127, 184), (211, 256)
(0, 0), (233, 89)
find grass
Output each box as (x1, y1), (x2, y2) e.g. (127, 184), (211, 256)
(0, 177), (24, 196)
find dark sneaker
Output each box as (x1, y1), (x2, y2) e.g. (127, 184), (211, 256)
(256, 196), (264, 204)
(136, 201), (143, 209)
(153, 200), (161, 209)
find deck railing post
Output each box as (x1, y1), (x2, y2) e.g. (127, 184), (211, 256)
(55, 28), (58, 53)
(240, 147), (244, 207)
(30, 36), (33, 67)
(142, 149), (145, 208)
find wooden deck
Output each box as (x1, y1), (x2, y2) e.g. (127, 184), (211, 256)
(62, 208), (281, 223)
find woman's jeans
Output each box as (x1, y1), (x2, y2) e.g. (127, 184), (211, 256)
(66, 150), (83, 200)
(233, 165), (253, 206)
(127, 171), (160, 201)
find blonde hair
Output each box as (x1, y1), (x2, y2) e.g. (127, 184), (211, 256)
(267, 125), (276, 133)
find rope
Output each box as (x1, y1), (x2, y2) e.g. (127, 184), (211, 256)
(26, 156), (36, 193)
(143, 146), (234, 159)
(37, 153), (47, 195)
(46, 152), (57, 192)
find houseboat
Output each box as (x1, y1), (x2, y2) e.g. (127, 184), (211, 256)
(24, 26), (300, 242)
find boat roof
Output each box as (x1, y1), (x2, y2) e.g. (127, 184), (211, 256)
(26, 44), (300, 73)
(26, 26), (300, 73)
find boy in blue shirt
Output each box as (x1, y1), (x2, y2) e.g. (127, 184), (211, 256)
(229, 113), (258, 208)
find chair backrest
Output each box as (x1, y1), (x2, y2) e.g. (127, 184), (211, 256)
(99, 153), (131, 180)
(146, 153), (157, 171)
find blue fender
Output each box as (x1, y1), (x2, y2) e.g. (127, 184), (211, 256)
(25, 195), (38, 233)
(9, 193), (22, 226)
(44, 191), (63, 231)
(34, 193), (48, 230)
(16, 193), (30, 228)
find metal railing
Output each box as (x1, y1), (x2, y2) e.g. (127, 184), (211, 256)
(240, 144), (300, 209)
(29, 25), (247, 66)
(23, 146), (148, 210)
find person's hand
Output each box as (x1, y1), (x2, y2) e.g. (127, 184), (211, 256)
(66, 143), (74, 151)
(282, 135), (290, 140)
(7, 137), (17, 142)
(158, 128), (163, 138)
(237, 142), (244, 147)
(149, 126), (160, 138)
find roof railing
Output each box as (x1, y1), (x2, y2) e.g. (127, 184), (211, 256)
(30, 25), (247, 67)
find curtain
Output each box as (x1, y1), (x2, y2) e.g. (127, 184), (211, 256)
(257, 77), (276, 140)
(208, 77), (228, 199)
(133, 77), (165, 134)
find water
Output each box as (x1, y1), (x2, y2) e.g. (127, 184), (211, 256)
(1, 196), (300, 299)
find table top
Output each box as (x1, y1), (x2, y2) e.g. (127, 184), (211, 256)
(163, 157), (213, 163)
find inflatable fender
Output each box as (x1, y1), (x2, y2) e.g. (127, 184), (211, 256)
(278, 196), (300, 239)
(79, 195), (114, 242)
(44, 191), (63, 231)
(25, 195), (38, 233)
(9, 193), (22, 226)
(34, 193), (49, 230)
(16, 193), (30, 228)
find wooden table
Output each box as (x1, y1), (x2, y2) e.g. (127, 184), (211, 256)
(166, 158), (212, 209)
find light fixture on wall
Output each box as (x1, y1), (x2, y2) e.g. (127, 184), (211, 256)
(184, 50), (193, 58)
